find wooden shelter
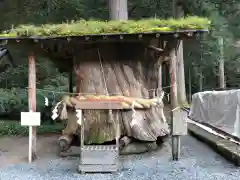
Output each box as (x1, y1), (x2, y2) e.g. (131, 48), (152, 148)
(0, 17), (209, 162)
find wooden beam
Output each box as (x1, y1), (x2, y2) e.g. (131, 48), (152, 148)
(148, 45), (163, 52)
(218, 37), (225, 89)
(171, 0), (183, 162)
(28, 53), (37, 161)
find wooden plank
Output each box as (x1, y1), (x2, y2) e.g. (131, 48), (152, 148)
(172, 109), (188, 135)
(28, 53), (37, 162)
(75, 101), (123, 110)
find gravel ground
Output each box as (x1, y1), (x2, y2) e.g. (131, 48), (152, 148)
(0, 136), (240, 180)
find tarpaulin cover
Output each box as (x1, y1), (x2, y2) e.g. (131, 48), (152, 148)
(189, 90), (240, 138)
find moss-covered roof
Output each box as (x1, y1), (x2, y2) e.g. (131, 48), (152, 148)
(0, 16), (210, 38)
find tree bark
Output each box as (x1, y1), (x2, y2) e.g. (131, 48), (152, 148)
(175, 3), (187, 105)
(109, 0), (128, 20)
(72, 43), (170, 144)
(169, 50), (178, 109)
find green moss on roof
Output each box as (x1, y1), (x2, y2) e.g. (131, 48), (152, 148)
(0, 16), (210, 38)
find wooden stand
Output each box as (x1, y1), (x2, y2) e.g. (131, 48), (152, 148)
(28, 54), (37, 162)
(75, 101), (122, 173)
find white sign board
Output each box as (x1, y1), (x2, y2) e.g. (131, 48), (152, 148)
(172, 109), (188, 136)
(21, 112), (41, 126)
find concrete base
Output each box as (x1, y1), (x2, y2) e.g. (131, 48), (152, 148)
(188, 122), (240, 166)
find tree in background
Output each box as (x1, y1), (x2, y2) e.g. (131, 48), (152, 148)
(174, 1), (188, 105)
(109, 0), (128, 20)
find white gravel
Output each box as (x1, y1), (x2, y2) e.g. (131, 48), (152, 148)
(0, 136), (240, 180)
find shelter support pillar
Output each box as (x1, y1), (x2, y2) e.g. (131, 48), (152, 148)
(169, 46), (180, 160)
(28, 53), (37, 161)
(175, 1), (187, 105)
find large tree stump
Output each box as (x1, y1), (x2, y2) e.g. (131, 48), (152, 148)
(71, 42), (170, 144)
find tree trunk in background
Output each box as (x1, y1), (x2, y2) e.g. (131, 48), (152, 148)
(47, 0), (52, 16)
(175, 3), (187, 105)
(109, 0), (128, 20)
(218, 37), (225, 89)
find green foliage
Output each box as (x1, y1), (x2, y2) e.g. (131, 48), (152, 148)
(0, 89), (22, 114)
(0, 54), (69, 119)
(0, 16), (210, 37)
(0, 120), (64, 136)
(0, 88), (55, 117)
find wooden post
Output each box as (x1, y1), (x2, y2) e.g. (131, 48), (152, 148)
(176, 3), (187, 105)
(158, 62), (162, 91)
(28, 54), (37, 162)
(219, 37), (225, 89)
(199, 42), (203, 91)
(170, 51), (178, 109)
(169, 46), (180, 160)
